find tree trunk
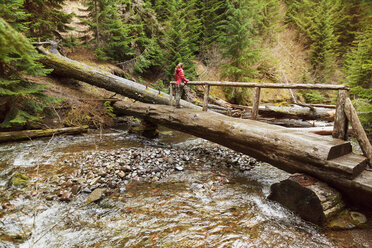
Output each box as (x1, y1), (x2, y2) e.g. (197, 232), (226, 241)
(0, 126), (88, 142)
(37, 46), (200, 110)
(268, 173), (345, 226)
(258, 105), (335, 121)
(113, 100), (371, 208)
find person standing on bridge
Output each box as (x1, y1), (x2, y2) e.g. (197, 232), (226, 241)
(174, 63), (189, 108)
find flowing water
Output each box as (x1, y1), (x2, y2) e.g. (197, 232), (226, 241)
(0, 127), (370, 248)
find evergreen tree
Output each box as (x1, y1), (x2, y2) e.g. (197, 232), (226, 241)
(218, 0), (262, 104)
(0, 0), (29, 32)
(200, 0), (228, 49)
(23, 0), (73, 40)
(219, 0), (260, 81)
(163, 0), (196, 80)
(80, 0), (134, 61)
(285, 0), (342, 82)
(345, 27), (372, 99)
(0, 18), (56, 128)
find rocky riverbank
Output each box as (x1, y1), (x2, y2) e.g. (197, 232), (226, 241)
(40, 146), (259, 202)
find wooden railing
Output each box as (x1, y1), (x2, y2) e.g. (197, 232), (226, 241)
(170, 81), (371, 163)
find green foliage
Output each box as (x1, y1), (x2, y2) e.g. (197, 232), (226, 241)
(0, 17), (56, 128)
(162, 0), (196, 80)
(223, 87), (251, 105)
(302, 90), (325, 103)
(285, 0), (342, 82)
(80, 0), (134, 61)
(151, 80), (169, 94)
(22, 0), (73, 40)
(345, 27), (372, 93)
(104, 101), (116, 118)
(219, 0), (263, 81)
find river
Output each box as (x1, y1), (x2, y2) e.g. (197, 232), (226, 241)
(0, 127), (371, 247)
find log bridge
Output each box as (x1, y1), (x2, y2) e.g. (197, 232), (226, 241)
(37, 43), (372, 208)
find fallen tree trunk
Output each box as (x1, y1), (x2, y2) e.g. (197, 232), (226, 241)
(257, 105), (335, 121)
(113, 100), (371, 208)
(0, 126), (88, 142)
(207, 95), (335, 121)
(37, 45), (199, 110)
(268, 173), (345, 225)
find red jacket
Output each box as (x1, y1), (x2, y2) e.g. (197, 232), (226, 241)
(175, 67), (189, 85)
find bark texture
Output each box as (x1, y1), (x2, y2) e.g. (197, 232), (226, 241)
(268, 173), (345, 225)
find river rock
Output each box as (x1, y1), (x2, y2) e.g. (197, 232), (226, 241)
(71, 185), (81, 195)
(85, 188), (105, 204)
(60, 191), (73, 202)
(327, 210), (367, 230)
(350, 211), (367, 225)
(9, 173), (30, 187)
(268, 173), (345, 226)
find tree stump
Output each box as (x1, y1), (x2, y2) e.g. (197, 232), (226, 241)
(268, 173), (345, 225)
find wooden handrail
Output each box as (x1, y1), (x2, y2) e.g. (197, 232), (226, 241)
(170, 81), (350, 90)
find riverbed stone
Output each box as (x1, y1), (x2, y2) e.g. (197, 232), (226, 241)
(85, 188), (105, 204)
(9, 173), (30, 188)
(60, 191), (73, 202)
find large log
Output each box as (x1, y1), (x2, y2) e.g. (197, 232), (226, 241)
(257, 105), (335, 121)
(0, 126), (88, 142)
(37, 45), (199, 110)
(207, 95), (335, 121)
(113, 101), (371, 208)
(268, 173), (345, 225)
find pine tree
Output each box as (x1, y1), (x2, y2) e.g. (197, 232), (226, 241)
(200, 0), (228, 49)
(345, 27), (372, 98)
(218, 0), (262, 104)
(285, 0), (342, 82)
(0, 18), (56, 128)
(219, 0), (260, 81)
(163, 0), (196, 80)
(23, 0), (73, 40)
(80, 0), (134, 61)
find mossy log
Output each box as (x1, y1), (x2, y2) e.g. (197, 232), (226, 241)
(37, 45), (199, 110)
(0, 126), (88, 142)
(113, 100), (371, 208)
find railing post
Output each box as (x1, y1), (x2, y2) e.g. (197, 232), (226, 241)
(332, 90), (348, 140)
(203, 84), (210, 112)
(169, 82), (174, 106)
(251, 87), (261, 120)
(344, 97), (372, 164)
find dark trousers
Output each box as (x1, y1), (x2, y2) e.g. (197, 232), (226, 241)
(175, 83), (185, 107)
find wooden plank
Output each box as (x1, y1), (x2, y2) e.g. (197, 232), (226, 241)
(333, 90), (349, 140)
(344, 97), (372, 164)
(171, 81), (349, 90)
(0, 126), (88, 143)
(203, 85), (210, 112)
(251, 87), (261, 120)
